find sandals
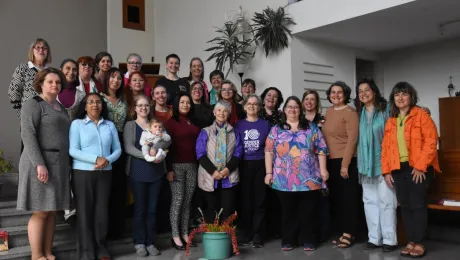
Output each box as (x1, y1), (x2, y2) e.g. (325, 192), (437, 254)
(337, 235), (355, 249)
(409, 244), (426, 258)
(400, 242), (415, 257)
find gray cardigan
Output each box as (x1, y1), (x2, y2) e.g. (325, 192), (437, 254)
(123, 120), (172, 175)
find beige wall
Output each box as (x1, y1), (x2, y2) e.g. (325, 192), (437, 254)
(0, 0), (107, 171)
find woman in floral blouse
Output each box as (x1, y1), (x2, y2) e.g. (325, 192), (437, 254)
(265, 96), (329, 252)
(101, 67), (128, 238)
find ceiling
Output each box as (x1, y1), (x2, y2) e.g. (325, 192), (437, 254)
(296, 0), (460, 52)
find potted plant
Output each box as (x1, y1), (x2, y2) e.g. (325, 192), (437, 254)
(0, 149), (14, 195)
(186, 208), (239, 259)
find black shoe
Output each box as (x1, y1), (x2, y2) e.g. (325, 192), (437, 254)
(171, 238), (186, 250)
(382, 244), (398, 252)
(363, 242), (380, 250)
(238, 238), (251, 246)
(253, 241), (264, 248)
(65, 215), (77, 228)
(181, 237), (197, 247)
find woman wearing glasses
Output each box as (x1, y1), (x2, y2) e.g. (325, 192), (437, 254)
(124, 53), (152, 97)
(235, 94), (271, 248)
(124, 95), (171, 257)
(217, 80), (245, 126)
(69, 93), (121, 260)
(9, 38), (52, 118)
(76, 56), (102, 94)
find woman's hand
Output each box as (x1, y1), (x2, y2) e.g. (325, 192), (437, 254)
(340, 166), (349, 179)
(321, 169), (329, 182)
(220, 168), (230, 178)
(384, 174), (394, 188)
(412, 168), (426, 184)
(36, 165), (49, 183)
(212, 170), (222, 180)
(95, 157), (109, 170)
(167, 171), (174, 182)
(264, 173), (273, 185)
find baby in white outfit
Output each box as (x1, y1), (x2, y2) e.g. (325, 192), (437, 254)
(140, 119), (171, 162)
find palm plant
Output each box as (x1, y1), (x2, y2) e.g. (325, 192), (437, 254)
(204, 23), (254, 78)
(252, 6), (296, 57)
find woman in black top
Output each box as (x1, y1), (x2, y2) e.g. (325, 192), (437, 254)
(190, 81), (213, 128)
(259, 87), (284, 127)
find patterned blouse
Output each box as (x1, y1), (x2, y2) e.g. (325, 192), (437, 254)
(101, 94), (128, 132)
(259, 108), (282, 127)
(265, 124), (329, 192)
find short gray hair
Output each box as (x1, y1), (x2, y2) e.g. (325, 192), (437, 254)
(214, 100), (231, 113)
(126, 53), (142, 63)
(243, 94), (262, 107)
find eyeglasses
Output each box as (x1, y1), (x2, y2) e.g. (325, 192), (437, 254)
(34, 46), (48, 51)
(128, 61), (142, 65)
(192, 86), (203, 91)
(87, 100), (102, 105)
(246, 103), (259, 107)
(136, 104), (150, 108)
(286, 106), (300, 110)
(80, 62), (93, 68)
(221, 88), (233, 93)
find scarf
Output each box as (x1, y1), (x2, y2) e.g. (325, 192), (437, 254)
(215, 124), (227, 171)
(357, 107), (389, 183)
(78, 77), (98, 94)
(209, 88), (219, 105)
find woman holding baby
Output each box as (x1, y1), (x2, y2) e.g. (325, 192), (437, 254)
(164, 91), (201, 250)
(123, 94), (172, 257)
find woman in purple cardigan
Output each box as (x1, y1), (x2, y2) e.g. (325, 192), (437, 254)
(195, 100), (243, 223)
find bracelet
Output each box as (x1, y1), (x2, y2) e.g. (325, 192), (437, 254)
(266, 172), (273, 175)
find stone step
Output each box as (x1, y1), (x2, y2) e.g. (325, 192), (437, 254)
(3, 223), (75, 248)
(0, 232), (178, 260)
(0, 207), (65, 228)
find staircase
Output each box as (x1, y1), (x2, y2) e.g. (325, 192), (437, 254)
(0, 173), (160, 259)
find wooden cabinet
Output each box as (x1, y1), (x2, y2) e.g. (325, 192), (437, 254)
(428, 97), (460, 207)
(118, 62), (164, 88)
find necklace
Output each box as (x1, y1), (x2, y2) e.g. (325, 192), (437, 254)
(398, 114), (408, 127)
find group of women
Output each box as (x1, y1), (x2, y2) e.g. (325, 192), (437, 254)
(8, 38), (439, 260)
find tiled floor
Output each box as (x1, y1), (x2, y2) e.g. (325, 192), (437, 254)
(114, 240), (460, 260)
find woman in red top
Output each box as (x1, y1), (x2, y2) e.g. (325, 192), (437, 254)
(150, 85), (172, 123)
(217, 80), (245, 126)
(164, 91), (201, 250)
(76, 56), (102, 94)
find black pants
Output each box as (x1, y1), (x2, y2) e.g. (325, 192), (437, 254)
(108, 133), (127, 238)
(73, 170), (112, 260)
(202, 185), (237, 223)
(327, 157), (360, 236)
(393, 162), (433, 243)
(156, 178), (172, 233)
(277, 190), (320, 245)
(240, 159), (267, 240)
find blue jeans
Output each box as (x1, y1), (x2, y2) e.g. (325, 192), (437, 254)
(131, 178), (162, 247)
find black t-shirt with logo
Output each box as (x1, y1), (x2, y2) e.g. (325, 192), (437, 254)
(155, 77), (190, 105)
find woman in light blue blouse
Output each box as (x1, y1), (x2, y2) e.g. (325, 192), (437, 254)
(69, 92), (121, 260)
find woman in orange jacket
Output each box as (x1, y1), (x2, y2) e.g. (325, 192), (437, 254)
(381, 82), (440, 258)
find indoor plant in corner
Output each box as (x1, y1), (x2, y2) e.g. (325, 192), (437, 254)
(186, 208), (239, 260)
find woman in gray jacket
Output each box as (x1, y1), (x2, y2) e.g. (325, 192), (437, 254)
(123, 95), (171, 257)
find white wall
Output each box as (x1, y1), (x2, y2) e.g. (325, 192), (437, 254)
(107, 0), (155, 66)
(0, 0), (107, 171)
(288, 0), (417, 34)
(381, 37), (460, 131)
(290, 37), (378, 109)
(153, 0), (292, 97)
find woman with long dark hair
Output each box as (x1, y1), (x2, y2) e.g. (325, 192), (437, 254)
(259, 87), (284, 127)
(381, 82), (440, 258)
(354, 79), (398, 252)
(164, 91), (201, 250)
(57, 59), (85, 120)
(101, 67), (129, 239)
(265, 96), (329, 251)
